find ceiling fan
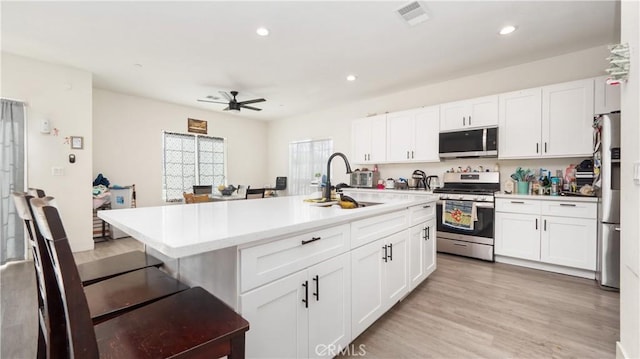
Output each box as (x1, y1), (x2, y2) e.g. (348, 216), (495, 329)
(197, 90), (266, 112)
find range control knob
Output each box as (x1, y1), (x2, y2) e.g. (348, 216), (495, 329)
(458, 195), (465, 200)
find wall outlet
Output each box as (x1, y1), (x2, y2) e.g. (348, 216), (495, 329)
(51, 167), (64, 176)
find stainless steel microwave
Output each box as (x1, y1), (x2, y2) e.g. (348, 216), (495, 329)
(438, 127), (498, 158)
(350, 171), (380, 188)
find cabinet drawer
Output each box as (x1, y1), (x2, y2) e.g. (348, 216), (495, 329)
(351, 210), (408, 249)
(409, 203), (436, 226)
(496, 198), (541, 215)
(240, 224), (350, 292)
(542, 201), (597, 219)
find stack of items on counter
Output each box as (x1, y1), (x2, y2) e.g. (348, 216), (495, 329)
(506, 160), (595, 197)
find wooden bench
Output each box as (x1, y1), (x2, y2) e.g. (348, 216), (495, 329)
(30, 197), (250, 358)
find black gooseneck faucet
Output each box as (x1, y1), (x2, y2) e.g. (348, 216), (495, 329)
(324, 152), (353, 201)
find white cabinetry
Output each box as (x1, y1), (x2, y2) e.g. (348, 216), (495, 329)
(495, 198), (597, 277)
(241, 253), (351, 359)
(351, 230), (409, 339)
(499, 79), (595, 159)
(594, 75), (621, 114)
(408, 204), (436, 289)
(352, 114), (386, 164)
(541, 78), (594, 157)
(386, 106), (440, 162)
(440, 95), (498, 131)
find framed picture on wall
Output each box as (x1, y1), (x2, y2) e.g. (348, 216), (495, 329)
(188, 118), (207, 134)
(70, 136), (84, 149)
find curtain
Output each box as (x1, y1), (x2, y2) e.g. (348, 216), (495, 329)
(288, 139), (333, 195)
(1, 100), (26, 265)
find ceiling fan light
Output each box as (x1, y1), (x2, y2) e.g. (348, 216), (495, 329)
(229, 108), (240, 113)
(499, 25), (517, 35)
(256, 27), (270, 36)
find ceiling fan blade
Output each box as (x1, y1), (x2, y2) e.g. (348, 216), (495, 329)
(197, 99), (229, 104)
(237, 98), (266, 105)
(222, 106), (230, 111)
(240, 105), (262, 111)
(219, 91), (232, 101)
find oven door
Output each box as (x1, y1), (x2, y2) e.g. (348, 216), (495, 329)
(436, 200), (494, 245)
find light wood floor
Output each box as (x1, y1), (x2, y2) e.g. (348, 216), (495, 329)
(1, 239), (618, 358)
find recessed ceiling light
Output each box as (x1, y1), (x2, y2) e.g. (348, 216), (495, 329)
(346, 74), (357, 82)
(256, 27), (269, 36)
(499, 25), (517, 35)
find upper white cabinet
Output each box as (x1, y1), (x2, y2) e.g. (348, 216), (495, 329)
(594, 75), (621, 114)
(440, 95), (498, 132)
(352, 114), (386, 164)
(386, 106), (440, 163)
(541, 78), (594, 158)
(499, 78), (594, 159)
(498, 88), (543, 158)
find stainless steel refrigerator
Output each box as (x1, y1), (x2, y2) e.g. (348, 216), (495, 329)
(595, 112), (621, 290)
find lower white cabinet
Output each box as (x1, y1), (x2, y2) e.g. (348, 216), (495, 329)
(241, 253), (351, 358)
(351, 230), (409, 338)
(495, 198), (597, 272)
(409, 217), (436, 289)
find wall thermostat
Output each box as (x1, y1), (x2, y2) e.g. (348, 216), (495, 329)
(41, 119), (51, 134)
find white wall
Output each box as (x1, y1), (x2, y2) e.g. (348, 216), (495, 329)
(618, 1), (640, 358)
(267, 45), (610, 187)
(1, 52), (94, 252)
(92, 89), (269, 207)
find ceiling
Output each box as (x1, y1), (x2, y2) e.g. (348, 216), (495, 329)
(1, 1), (620, 121)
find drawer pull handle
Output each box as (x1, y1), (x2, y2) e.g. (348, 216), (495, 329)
(301, 236), (321, 245)
(312, 275), (319, 301)
(302, 281), (309, 308)
(453, 243), (467, 247)
(559, 203), (577, 207)
(423, 205), (431, 209)
(510, 201), (525, 204)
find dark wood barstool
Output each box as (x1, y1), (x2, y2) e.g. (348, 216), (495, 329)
(30, 197), (250, 358)
(12, 193), (190, 356)
(28, 187), (163, 285)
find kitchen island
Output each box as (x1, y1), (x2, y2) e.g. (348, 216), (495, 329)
(99, 193), (437, 358)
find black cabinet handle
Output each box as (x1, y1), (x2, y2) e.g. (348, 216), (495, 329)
(559, 203), (577, 207)
(544, 142), (548, 153)
(544, 219), (547, 231)
(302, 281), (308, 308)
(510, 201), (525, 204)
(312, 275), (319, 301)
(301, 236), (321, 245)
(423, 205), (431, 209)
(422, 227), (427, 240)
(411, 151), (414, 159)
(382, 245), (388, 262)
(426, 226), (430, 240)
(536, 143), (539, 153)
(407, 151), (410, 159)
(535, 218), (538, 230)
(469, 115), (471, 125)
(463, 116), (466, 126)
(388, 243), (393, 261)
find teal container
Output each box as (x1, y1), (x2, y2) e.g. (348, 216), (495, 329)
(517, 181), (530, 194)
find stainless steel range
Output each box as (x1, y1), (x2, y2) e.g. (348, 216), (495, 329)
(433, 172), (500, 261)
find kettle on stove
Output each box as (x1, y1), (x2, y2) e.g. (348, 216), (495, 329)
(411, 170), (427, 189)
(426, 175), (441, 191)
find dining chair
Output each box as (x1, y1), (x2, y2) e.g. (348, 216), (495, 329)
(245, 186), (266, 199)
(28, 188), (163, 285)
(13, 193), (189, 328)
(29, 197), (250, 359)
(193, 185), (213, 195)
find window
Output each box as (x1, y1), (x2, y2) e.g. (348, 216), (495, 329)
(162, 131), (225, 201)
(288, 139), (333, 195)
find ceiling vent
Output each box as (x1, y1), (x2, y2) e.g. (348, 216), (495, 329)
(396, 1), (430, 26)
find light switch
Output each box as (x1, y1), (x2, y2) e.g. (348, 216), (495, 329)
(52, 167), (64, 176)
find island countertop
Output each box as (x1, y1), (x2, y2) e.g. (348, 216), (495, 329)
(98, 194), (434, 258)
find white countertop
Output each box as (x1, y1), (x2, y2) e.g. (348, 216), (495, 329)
(495, 193), (599, 203)
(98, 194), (434, 258)
(342, 188), (434, 195)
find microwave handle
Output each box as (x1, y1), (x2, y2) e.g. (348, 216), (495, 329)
(482, 128), (487, 152)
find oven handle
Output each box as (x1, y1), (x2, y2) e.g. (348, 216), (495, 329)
(436, 200), (494, 209)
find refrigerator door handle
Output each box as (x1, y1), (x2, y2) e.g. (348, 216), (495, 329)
(615, 227), (621, 232)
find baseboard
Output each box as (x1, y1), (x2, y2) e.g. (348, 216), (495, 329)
(616, 341), (629, 359)
(495, 255), (595, 279)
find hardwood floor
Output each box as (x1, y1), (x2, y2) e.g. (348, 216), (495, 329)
(1, 240), (618, 359)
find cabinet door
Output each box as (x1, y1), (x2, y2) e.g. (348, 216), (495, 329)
(424, 217), (437, 277)
(540, 216), (597, 270)
(594, 75), (621, 114)
(498, 88), (542, 158)
(412, 106), (440, 162)
(386, 110), (414, 162)
(352, 118), (372, 163)
(369, 114), (387, 162)
(351, 238), (385, 338)
(308, 254), (352, 359)
(542, 79), (594, 157)
(495, 212), (540, 261)
(440, 100), (467, 131)
(409, 224), (426, 289)
(383, 230), (409, 309)
(241, 270), (308, 359)
(468, 95), (499, 128)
